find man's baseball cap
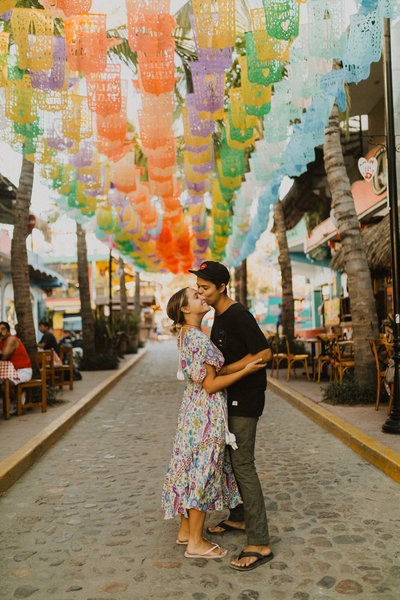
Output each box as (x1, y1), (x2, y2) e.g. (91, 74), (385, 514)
(188, 261), (230, 285)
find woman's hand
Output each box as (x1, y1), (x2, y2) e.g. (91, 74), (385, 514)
(243, 358), (267, 374)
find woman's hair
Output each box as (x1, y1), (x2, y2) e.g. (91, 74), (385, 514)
(167, 288), (189, 334)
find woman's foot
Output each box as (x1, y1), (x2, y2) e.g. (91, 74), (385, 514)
(230, 544), (272, 569)
(177, 516), (189, 544)
(185, 538), (227, 558)
(207, 519), (245, 534)
(176, 536), (188, 544)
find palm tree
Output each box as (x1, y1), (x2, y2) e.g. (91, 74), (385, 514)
(234, 259), (248, 306)
(10, 156), (37, 355)
(272, 151), (330, 340)
(76, 223), (96, 356)
(324, 104), (379, 385)
(134, 271), (141, 317)
(118, 256), (128, 318)
(273, 200), (295, 341)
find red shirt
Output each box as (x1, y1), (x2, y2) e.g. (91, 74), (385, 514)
(0, 335), (31, 369)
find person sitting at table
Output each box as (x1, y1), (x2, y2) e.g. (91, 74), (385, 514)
(0, 321), (32, 385)
(37, 320), (59, 354)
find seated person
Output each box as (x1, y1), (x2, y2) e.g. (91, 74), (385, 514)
(38, 320), (59, 354)
(0, 321), (32, 385)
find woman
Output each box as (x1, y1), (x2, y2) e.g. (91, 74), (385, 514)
(162, 287), (266, 559)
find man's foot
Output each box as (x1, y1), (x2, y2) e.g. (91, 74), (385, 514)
(230, 545), (273, 570)
(185, 538), (227, 559)
(207, 519), (246, 535)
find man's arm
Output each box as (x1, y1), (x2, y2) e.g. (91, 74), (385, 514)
(1, 337), (18, 360)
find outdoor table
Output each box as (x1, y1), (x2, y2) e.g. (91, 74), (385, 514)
(0, 361), (19, 419)
(296, 338), (319, 379)
(0, 360), (19, 380)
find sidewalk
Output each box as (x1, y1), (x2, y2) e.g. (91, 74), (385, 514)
(268, 373), (400, 483)
(0, 349), (146, 493)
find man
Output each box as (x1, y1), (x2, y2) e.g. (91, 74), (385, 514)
(189, 261), (273, 571)
(38, 320), (59, 354)
(0, 322), (32, 414)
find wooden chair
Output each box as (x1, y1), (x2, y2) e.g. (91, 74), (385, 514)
(313, 333), (338, 383)
(370, 339), (393, 411)
(2, 379), (11, 419)
(269, 334), (288, 379)
(282, 334), (310, 381)
(54, 345), (74, 391)
(41, 349), (56, 390)
(313, 335), (332, 383)
(329, 338), (354, 382)
(16, 352), (47, 416)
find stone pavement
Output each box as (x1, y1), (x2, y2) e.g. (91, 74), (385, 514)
(1, 339), (400, 600)
(0, 354), (144, 461)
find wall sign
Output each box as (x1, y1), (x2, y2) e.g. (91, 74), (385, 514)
(358, 156), (377, 181)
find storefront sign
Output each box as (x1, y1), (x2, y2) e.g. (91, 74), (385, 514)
(324, 298), (341, 326)
(358, 156), (377, 181)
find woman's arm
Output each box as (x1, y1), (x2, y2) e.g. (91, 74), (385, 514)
(202, 360), (266, 394)
(218, 348), (272, 376)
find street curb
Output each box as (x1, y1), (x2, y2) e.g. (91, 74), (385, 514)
(268, 377), (400, 484)
(0, 349), (147, 494)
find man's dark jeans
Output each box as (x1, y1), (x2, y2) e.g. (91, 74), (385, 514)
(227, 416), (270, 546)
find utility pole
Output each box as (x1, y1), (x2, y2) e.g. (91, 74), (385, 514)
(382, 18), (400, 434)
(109, 249), (113, 325)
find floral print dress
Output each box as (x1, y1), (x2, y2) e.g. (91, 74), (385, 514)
(162, 328), (241, 519)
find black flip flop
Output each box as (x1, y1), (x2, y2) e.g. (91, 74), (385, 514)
(207, 520), (245, 535)
(229, 550), (274, 571)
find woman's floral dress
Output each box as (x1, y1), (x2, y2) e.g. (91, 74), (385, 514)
(162, 328), (241, 519)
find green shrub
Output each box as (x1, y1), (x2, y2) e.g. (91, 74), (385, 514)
(78, 350), (120, 371)
(124, 340), (138, 354)
(93, 313), (114, 352)
(113, 312), (140, 335)
(322, 375), (376, 406)
(93, 312), (141, 354)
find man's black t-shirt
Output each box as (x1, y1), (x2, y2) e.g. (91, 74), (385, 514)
(40, 331), (59, 353)
(211, 302), (268, 418)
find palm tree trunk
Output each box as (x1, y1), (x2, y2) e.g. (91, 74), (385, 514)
(239, 259), (247, 306)
(118, 257), (128, 317)
(234, 266), (241, 302)
(76, 223), (96, 356)
(134, 271), (141, 316)
(274, 200), (295, 341)
(11, 156), (37, 356)
(234, 260), (248, 305)
(324, 104), (379, 384)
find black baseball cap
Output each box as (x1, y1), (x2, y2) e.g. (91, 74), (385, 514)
(188, 261), (230, 286)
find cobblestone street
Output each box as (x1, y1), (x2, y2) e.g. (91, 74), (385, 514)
(1, 340), (400, 600)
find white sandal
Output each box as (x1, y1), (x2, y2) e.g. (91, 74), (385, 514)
(184, 544), (227, 559)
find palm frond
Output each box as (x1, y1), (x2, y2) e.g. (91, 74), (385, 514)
(107, 26), (137, 70)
